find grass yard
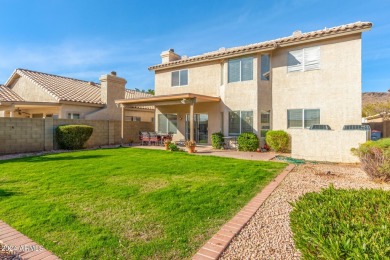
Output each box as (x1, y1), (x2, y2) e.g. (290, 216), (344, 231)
(0, 148), (286, 259)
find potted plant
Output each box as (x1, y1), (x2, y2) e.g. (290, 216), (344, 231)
(164, 140), (171, 150)
(185, 140), (196, 153)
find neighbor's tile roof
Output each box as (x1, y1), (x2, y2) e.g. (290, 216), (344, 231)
(0, 85), (24, 102)
(149, 21), (372, 70)
(5, 69), (153, 109)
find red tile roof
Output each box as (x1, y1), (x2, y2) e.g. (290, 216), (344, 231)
(149, 21), (372, 70)
(0, 85), (24, 102)
(4, 69), (153, 108)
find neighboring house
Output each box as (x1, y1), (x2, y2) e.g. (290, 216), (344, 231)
(117, 21), (372, 162)
(0, 69), (154, 122)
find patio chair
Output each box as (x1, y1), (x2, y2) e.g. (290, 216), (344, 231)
(140, 131), (150, 145)
(148, 132), (161, 146)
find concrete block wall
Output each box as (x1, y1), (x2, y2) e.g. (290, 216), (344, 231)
(0, 118), (45, 154)
(0, 118), (154, 155)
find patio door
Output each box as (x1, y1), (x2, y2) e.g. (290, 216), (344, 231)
(185, 114), (208, 143)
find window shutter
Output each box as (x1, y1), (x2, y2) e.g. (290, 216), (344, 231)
(287, 109), (303, 128)
(171, 71), (180, 86)
(180, 70), (188, 85)
(304, 109), (320, 128)
(287, 50), (303, 72)
(228, 59), (241, 83)
(304, 47), (320, 71)
(241, 57), (253, 81)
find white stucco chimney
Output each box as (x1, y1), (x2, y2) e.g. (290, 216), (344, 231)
(161, 49), (181, 63)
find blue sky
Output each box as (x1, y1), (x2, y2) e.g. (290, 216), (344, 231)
(0, 0), (389, 92)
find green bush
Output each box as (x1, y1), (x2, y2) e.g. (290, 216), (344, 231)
(290, 185), (390, 259)
(352, 138), (390, 181)
(168, 143), (180, 151)
(237, 132), (259, 151)
(56, 125), (93, 150)
(211, 132), (224, 149)
(265, 130), (289, 152)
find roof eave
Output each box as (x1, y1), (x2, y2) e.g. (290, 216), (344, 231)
(149, 24), (372, 71)
(148, 46), (277, 71)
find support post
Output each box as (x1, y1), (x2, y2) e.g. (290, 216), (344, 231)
(190, 102), (194, 142)
(121, 105), (125, 145)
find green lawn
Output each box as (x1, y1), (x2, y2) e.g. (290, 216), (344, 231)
(0, 148), (286, 259)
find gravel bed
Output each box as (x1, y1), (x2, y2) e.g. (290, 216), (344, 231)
(220, 163), (390, 260)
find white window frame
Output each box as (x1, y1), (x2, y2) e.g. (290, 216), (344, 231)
(171, 69), (189, 87)
(158, 113), (178, 134)
(67, 112), (80, 119)
(287, 109), (320, 129)
(228, 57), (254, 83)
(287, 46), (320, 73)
(228, 110), (254, 135)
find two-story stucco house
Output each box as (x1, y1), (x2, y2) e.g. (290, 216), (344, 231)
(116, 21), (372, 162)
(0, 69), (154, 122)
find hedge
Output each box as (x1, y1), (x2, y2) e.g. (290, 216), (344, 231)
(237, 132), (259, 151)
(265, 130), (289, 152)
(211, 132), (224, 149)
(56, 125), (93, 150)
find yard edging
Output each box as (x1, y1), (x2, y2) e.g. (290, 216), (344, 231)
(0, 220), (59, 260)
(193, 164), (295, 260)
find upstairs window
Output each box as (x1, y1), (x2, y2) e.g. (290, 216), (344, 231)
(288, 46), (320, 72)
(260, 54), (270, 80)
(171, 69), (188, 86)
(228, 57), (253, 83)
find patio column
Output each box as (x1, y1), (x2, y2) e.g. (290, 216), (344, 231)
(121, 105), (125, 145)
(189, 102), (194, 142)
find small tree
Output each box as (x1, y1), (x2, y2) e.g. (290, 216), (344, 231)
(265, 130), (289, 152)
(237, 133), (259, 151)
(56, 125), (93, 150)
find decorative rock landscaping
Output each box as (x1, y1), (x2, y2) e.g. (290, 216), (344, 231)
(220, 163), (390, 259)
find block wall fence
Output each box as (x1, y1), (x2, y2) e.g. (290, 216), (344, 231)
(0, 118), (154, 154)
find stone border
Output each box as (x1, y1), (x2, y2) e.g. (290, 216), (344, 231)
(0, 221), (59, 259)
(193, 164), (295, 260)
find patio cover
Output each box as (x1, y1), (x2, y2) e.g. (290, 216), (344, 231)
(115, 93), (221, 143)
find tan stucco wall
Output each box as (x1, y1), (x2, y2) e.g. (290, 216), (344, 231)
(124, 110), (154, 122)
(9, 77), (58, 102)
(271, 34), (362, 131)
(155, 61), (221, 97)
(291, 130), (367, 163)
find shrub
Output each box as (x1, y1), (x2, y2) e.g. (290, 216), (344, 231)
(168, 143), (180, 151)
(237, 132), (259, 151)
(290, 185), (390, 259)
(56, 125), (93, 150)
(211, 132), (224, 149)
(265, 130), (289, 152)
(352, 138), (390, 181)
